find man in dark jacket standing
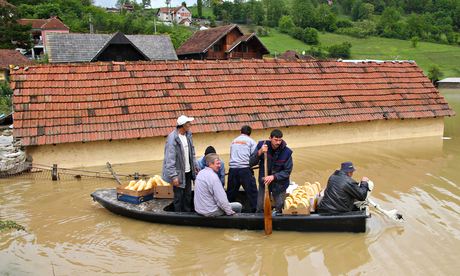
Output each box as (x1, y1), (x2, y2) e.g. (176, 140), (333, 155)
(317, 162), (370, 213)
(250, 129), (293, 213)
(162, 115), (197, 212)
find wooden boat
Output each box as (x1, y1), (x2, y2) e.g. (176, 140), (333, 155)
(91, 188), (369, 233)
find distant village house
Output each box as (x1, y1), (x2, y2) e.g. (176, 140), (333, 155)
(177, 24), (269, 60)
(17, 16), (69, 59)
(156, 4), (192, 26)
(9, 59), (454, 168)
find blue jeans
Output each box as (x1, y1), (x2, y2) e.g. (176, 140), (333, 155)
(227, 167), (258, 212)
(173, 172), (192, 212)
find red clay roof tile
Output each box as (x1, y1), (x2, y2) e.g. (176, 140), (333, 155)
(10, 59), (455, 146)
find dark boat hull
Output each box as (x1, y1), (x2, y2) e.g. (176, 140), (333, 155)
(91, 189), (368, 233)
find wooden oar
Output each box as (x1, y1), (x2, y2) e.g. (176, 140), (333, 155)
(264, 150), (272, 235)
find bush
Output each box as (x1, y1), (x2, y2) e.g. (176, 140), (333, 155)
(278, 15), (295, 34)
(256, 26), (270, 37)
(336, 19), (353, 28)
(336, 20), (376, 38)
(328, 42), (352, 59)
(411, 36), (419, 48)
(289, 26), (304, 40)
(306, 46), (328, 59)
(302, 27), (319, 45)
(428, 65), (443, 84)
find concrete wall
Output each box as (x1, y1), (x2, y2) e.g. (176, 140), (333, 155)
(26, 117), (445, 168)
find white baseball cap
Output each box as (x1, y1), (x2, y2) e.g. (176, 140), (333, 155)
(177, 115), (194, 126)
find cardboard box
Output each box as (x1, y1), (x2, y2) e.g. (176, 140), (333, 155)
(154, 185), (173, 199)
(282, 206), (310, 216)
(116, 186), (155, 204)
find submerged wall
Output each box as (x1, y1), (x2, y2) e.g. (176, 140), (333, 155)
(25, 117), (445, 168)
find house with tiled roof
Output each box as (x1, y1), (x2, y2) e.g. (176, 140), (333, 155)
(17, 16), (69, 59)
(156, 4), (192, 26)
(0, 49), (33, 81)
(9, 59), (455, 167)
(177, 24), (269, 60)
(45, 32), (177, 63)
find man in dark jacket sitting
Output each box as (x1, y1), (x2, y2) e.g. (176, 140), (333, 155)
(317, 161), (371, 213)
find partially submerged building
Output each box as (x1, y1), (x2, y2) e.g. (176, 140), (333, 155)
(437, 78), (460, 89)
(10, 59), (455, 167)
(45, 32), (178, 63)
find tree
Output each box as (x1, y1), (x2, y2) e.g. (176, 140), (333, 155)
(0, 5), (32, 49)
(197, 0), (203, 18)
(278, 15), (295, 33)
(428, 65), (443, 84)
(351, 1), (374, 21)
(317, 4), (337, 32)
(377, 6), (401, 37)
(292, 0), (317, 28)
(264, 0), (286, 27)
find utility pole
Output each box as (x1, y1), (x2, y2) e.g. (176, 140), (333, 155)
(89, 13), (94, 34)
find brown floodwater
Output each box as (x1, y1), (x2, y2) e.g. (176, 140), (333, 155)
(1, 89), (459, 275)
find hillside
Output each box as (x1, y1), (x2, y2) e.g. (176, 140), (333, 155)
(259, 29), (460, 77)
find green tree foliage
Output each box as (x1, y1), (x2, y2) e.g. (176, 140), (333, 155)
(327, 42), (352, 59)
(0, 5), (32, 49)
(278, 15), (295, 33)
(351, 1), (374, 21)
(292, 0), (317, 28)
(289, 26), (304, 41)
(317, 4), (337, 32)
(306, 45), (327, 59)
(0, 81), (13, 115)
(264, 0), (286, 27)
(428, 65), (444, 84)
(377, 6), (403, 37)
(197, 0), (203, 18)
(411, 36), (419, 47)
(245, 0), (264, 25)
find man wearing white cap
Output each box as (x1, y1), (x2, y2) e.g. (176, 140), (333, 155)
(162, 115), (197, 212)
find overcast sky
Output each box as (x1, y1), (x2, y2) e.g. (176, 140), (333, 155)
(94, 0), (197, 8)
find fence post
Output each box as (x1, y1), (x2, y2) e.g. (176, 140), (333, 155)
(52, 164), (58, 181)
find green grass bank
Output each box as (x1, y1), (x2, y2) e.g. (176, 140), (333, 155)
(259, 29), (460, 78)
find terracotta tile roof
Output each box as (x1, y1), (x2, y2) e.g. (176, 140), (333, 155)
(0, 49), (33, 68)
(176, 24), (241, 55)
(10, 59), (455, 146)
(18, 17), (69, 31)
(226, 33), (269, 55)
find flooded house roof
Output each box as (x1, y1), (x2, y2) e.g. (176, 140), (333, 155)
(10, 59), (455, 146)
(176, 24), (242, 55)
(17, 16), (69, 31)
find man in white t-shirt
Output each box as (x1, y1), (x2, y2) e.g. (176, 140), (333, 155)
(162, 115), (197, 212)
